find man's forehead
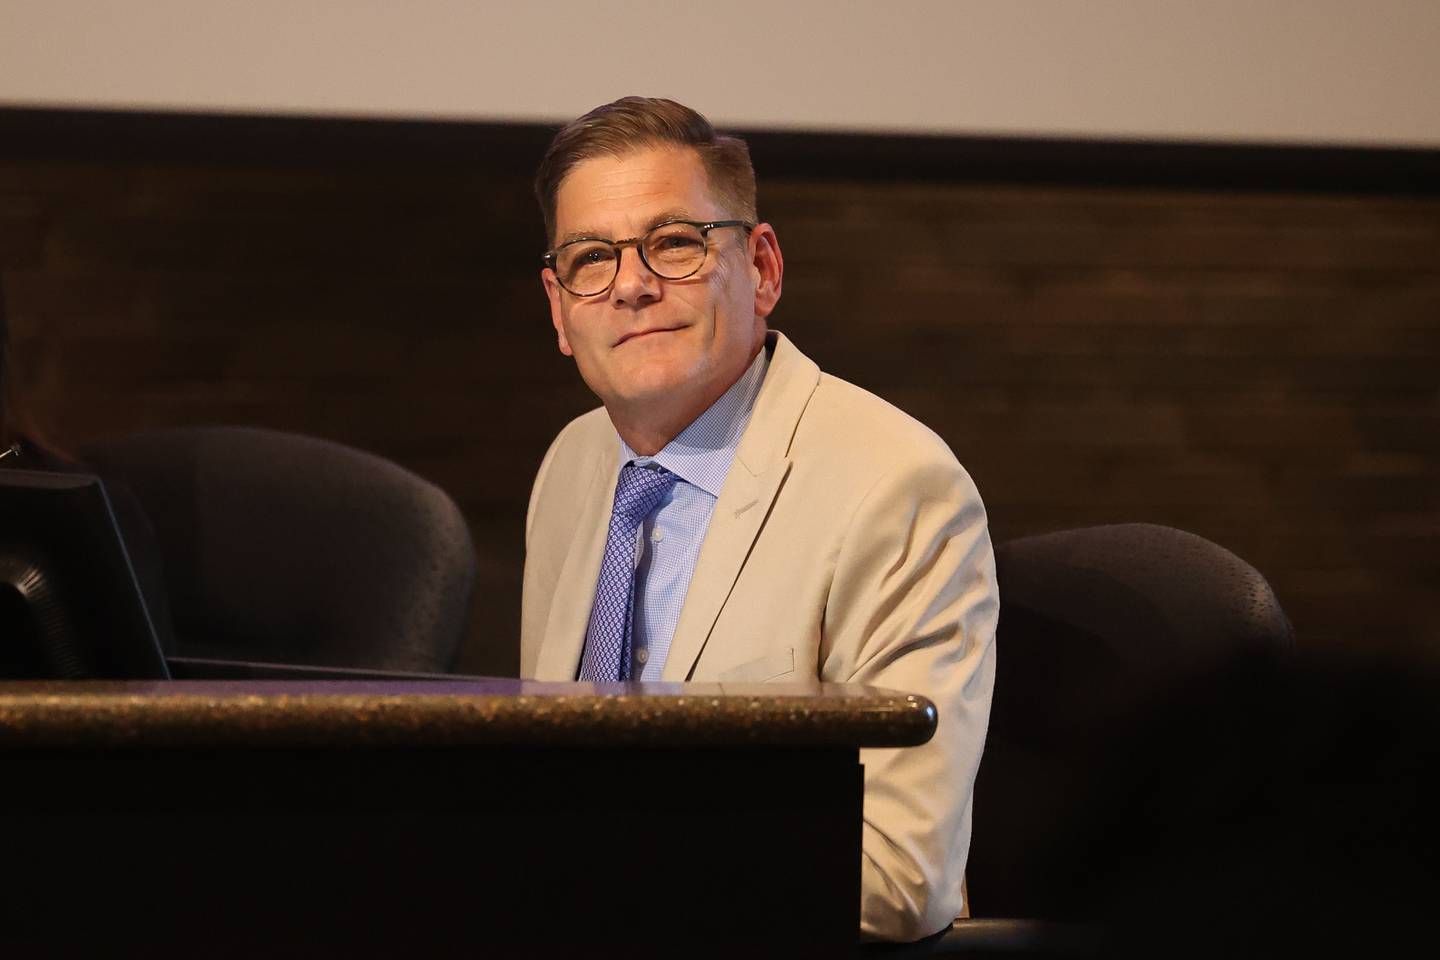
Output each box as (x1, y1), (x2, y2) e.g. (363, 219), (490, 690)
(554, 145), (721, 239)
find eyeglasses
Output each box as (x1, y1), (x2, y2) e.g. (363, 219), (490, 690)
(543, 219), (754, 297)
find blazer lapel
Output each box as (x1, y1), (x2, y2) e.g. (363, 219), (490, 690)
(534, 448), (619, 681)
(662, 332), (821, 681)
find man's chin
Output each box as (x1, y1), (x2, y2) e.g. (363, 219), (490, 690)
(608, 376), (692, 409)
(609, 350), (701, 395)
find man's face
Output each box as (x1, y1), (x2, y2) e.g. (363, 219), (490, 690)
(542, 145), (777, 423)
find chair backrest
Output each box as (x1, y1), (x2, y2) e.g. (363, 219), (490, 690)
(82, 427), (476, 673)
(966, 523), (1292, 918)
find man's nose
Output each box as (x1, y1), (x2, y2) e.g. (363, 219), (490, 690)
(610, 245), (661, 306)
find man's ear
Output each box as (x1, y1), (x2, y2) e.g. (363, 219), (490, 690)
(750, 223), (784, 320)
(541, 269), (574, 357)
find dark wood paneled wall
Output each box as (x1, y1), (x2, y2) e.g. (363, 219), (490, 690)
(2, 110), (1436, 674)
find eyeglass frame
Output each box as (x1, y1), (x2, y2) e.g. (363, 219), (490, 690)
(542, 218), (755, 297)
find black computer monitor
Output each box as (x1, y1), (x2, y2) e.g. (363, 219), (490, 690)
(0, 470), (170, 679)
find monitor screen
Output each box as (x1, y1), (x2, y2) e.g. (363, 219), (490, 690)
(0, 470), (170, 679)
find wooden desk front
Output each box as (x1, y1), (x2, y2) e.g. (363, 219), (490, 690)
(0, 680), (934, 958)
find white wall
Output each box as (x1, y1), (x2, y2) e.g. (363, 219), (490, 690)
(1, 0), (1436, 147)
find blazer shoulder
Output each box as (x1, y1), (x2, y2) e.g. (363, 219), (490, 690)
(801, 372), (964, 476)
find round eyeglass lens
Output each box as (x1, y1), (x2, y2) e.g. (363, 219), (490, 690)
(556, 241), (619, 296)
(642, 222), (708, 279)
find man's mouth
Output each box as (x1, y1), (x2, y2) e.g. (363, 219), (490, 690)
(615, 326), (682, 346)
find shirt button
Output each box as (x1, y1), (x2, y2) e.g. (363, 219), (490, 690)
(635, 647), (649, 665)
(651, 527), (665, 543)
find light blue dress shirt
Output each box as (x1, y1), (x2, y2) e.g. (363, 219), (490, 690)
(617, 348), (770, 681)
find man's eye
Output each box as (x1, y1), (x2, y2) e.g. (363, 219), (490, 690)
(649, 231), (705, 253)
(652, 227), (704, 246)
(562, 245), (614, 272)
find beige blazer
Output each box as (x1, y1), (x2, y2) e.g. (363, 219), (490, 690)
(521, 331), (998, 942)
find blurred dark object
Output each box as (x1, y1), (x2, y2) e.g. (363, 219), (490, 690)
(941, 523), (1296, 956)
(0, 470), (170, 679)
(1049, 646), (1440, 958)
(967, 523), (1296, 916)
(2, 437), (178, 654)
(82, 426), (476, 673)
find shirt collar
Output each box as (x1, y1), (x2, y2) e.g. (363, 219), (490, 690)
(619, 347), (770, 498)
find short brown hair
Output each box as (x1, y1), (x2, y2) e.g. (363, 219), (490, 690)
(534, 97), (757, 244)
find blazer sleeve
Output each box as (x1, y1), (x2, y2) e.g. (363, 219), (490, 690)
(520, 422), (572, 677)
(821, 451), (999, 942)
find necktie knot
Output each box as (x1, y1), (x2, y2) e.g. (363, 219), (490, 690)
(612, 463), (677, 523)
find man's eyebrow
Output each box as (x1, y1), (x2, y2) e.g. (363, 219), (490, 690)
(555, 210), (697, 247)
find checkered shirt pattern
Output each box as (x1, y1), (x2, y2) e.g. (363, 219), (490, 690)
(577, 463), (678, 682)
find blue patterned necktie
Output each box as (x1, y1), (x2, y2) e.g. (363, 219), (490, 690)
(578, 463), (678, 682)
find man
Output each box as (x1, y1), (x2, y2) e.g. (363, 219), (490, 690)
(520, 97), (997, 943)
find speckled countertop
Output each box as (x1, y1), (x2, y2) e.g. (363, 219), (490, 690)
(0, 680), (936, 748)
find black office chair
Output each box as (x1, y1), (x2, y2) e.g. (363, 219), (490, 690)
(938, 523), (1294, 956)
(83, 426), (476, 673)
